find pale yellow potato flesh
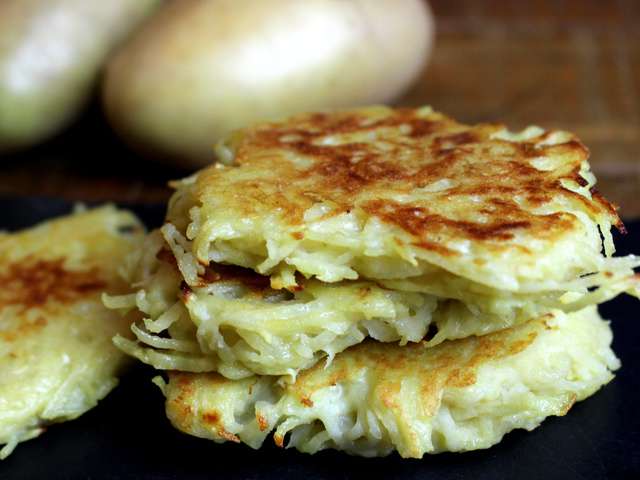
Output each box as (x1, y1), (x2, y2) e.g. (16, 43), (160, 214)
(172, 106), (633, 293)
(161, 307), (619, 458)
(105, 107), (639, 379)
(110, 228), (636, 380)
(0, 206), (144, 458)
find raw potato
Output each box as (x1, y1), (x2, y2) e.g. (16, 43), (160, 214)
(103, 0), (434, 167)
(0, 0), (161, 153)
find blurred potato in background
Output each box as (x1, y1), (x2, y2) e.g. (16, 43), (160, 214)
(103, 0), (434, 168)
(0, 0), (161, 153)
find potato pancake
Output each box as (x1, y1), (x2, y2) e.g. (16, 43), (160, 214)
(120, 107), (640, 379)
(110, 230), (635, 378)
(166, 106), (631, 294)
(0, 206), (144, 458)
(103, 106), (635, 459)
(133, 106), (636, 378)
(160, 307), (618, 458)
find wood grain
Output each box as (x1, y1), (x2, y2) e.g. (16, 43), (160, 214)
(399, 0), (640, 219)
(0, 0), (638, 218)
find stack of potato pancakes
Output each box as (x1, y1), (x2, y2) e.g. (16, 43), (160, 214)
(108, 106), (639, 458)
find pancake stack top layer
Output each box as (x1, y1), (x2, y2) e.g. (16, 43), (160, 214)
(110, 106), (639, 381)
(169, 105), (625, 291)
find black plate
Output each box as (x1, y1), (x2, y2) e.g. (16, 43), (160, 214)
(2, 196), (639, 480)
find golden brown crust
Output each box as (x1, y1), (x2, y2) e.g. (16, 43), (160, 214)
(0, 315), (47, 343)
(256, 413), (269, 432)
(195, 107), (620, 254)
(286, 320), (541, 417)
(0, 258), (105, 314)
(0, 208), (141, 351)
(162, 308), (617, 458)
(161, 246), (274, 294)
(0, 207), (145, 455)
(199, 263), (271, 291)
(165, 315), (550, 438)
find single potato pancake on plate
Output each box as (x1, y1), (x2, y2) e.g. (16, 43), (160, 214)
(159, 306), (618, 458)
(0, 206), (144, 458)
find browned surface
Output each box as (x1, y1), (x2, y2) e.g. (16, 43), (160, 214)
(200, 264), (272, 291)
(163, 314), (547, 454)
(402, 0), (640, 219)
(0, 258), (105, 313)
(0, 0), (638, 218)
(287, 322), (541, 414)
(158, 244), (273, 289)
(196, 106), (616, 257)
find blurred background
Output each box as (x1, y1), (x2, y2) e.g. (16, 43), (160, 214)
(1, 0), (638, 218)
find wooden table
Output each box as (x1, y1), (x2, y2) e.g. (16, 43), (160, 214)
(1, 0), (639, 218)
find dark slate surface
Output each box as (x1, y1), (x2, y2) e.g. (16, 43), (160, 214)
(1, 197), (638, 480)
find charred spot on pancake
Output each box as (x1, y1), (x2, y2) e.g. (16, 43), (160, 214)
(362, 199), (536, 243)
(180, 281), (193, 301)
(0, 258), (105, 312)
(425, 323), (439, 342)
(256, 413), (269, 431)
(202, 410), (220, 425)
(156, 248), (178, 267)
(200, 263), (271, 291)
